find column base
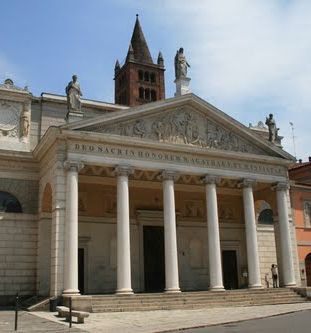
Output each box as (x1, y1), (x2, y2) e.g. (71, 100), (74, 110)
(62, 289), (80, 296)
(209, 286), (225, 292)
(116, 288), (134, 295)
(284, 282), (296, 288)
(248, 284), (263, 289)
(165, 288), (181, 293)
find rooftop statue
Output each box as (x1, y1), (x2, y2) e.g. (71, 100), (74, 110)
(174, 48), (190, 80)
(265, 113), (279, 143)
(65, 75), (83, 113)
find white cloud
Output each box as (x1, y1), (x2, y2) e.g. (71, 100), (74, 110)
(129, 0), (311, 159)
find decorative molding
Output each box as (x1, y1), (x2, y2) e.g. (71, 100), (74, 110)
(219, 206), (236, 220)
(63, 160), (84, 172)
(238, 178), (256, 188)
(183, 200), (204, 218)
(202, 175), (220, 185)
(0, 100), (21, 138)
(160, 170), (179, 181)
(0, 78), (28, 92)
(114, 165), (134, 177)
(272, 182), (290, 191)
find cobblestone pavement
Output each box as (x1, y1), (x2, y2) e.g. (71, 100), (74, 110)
(30, 302), (311, 333)
(0, 310), (85, 332)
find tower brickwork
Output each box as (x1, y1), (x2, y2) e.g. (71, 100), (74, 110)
(114, 16), (165, 106)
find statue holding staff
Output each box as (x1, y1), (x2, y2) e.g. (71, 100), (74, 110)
(65, 75), (82, 112)
(265, 113), (279, 143)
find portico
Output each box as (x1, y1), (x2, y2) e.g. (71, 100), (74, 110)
(60, 160), (295, 296)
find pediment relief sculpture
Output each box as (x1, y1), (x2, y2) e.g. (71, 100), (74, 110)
(89, 108), (266, 155)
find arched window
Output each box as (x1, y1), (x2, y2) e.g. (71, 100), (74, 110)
(258, 209), (273, 224)
(144, 88), (150, 100)
(150, 73), (156, 83)
(138, 70), (143, 81)
(144, 71), (150, 82)
(151, 90), (157, 101)
(0, 191), (22, 213)
(139, 87), (144, 99)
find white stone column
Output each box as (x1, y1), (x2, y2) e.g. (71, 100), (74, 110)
(63, 161), (84, 295)
(115, 165), (133, 294)
(275, 182), (296, 287)
(240, 179), (262, 289)
(161, 171), (180, 293)
(204, 176), (224, 291)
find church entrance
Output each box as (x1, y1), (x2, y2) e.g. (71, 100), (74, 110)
(222, 250), (239, 290)
(143, 226), (165, 292)
(305, 253), (311, 286)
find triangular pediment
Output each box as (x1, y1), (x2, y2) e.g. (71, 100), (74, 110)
(66, 94), (294, 160)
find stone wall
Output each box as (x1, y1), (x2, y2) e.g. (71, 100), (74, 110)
(0, 214), (37, 304)
(257, 225), (277, 287)
(37, 216), (51, 296)
(0, 178), (39, 303)
(0, 178), (38, 214)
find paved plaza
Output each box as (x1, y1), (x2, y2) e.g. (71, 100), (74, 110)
(0, 310), (84, 332)
(171, 310), (311, 332)
(18, 302), (311, 333)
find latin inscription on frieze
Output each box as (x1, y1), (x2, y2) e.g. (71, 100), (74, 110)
(71, 142), (286, 177)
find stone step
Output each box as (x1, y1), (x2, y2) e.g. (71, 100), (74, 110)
(87, 289), (308, 312)
(91, 292), (301, 303)
(92, 299), (307, 313)
(91, 292), (295, 302)
(90, 289), (292, 300)
(92, 298), (304, 308)
(92, 295), (304, 308)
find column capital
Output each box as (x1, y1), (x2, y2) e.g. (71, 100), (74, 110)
(202, 175), (220, 185)
(238, 178), (256, 188)
(114, 165), (134, 177)
(272, 182), (290, 191)
(160, 170), (179, 181)
(63, 160), (84, 172)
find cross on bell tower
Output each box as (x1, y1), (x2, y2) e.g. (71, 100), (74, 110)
(114, 15), (165, 106)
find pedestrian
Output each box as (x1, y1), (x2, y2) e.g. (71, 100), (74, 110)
(271, 264), (278, 288)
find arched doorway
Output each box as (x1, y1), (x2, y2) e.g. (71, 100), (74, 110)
(305, 253), (311, 286)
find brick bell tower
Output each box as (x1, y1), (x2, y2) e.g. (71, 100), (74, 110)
(114, 15), (165, 106)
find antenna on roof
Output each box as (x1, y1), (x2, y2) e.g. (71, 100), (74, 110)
(289, 122), (297, 159)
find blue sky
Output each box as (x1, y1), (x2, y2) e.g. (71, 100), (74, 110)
(1, 0), (310, 160)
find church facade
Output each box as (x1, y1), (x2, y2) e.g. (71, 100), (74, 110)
(0, 17), (301, 304)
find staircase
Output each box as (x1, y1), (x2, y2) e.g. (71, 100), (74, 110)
(90, 288), (307, 312)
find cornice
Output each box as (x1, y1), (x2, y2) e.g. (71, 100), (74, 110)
(40, 93), (128, 111)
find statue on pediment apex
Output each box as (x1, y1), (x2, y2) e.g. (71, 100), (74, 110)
(174, 47), (190, 80)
